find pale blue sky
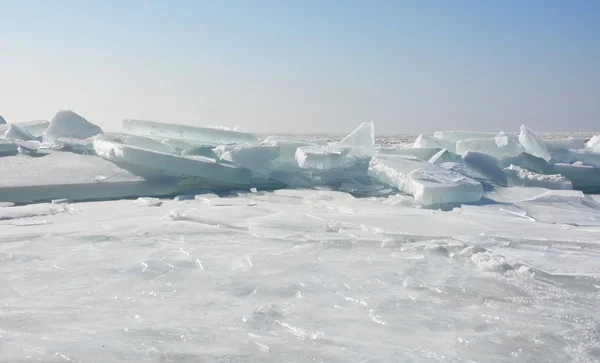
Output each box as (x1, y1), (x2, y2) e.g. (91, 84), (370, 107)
(0, 0), (599, 133)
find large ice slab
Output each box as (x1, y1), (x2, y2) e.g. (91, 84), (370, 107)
(519, 125), (551, 161)
(0, 152), (182, 204)
(368, 154), (483, 206)
(456, 136), (525, 159)
(122, 119), (259, 146)
(413, 134), (457, 153)
(215, 143), (280, 176)
(543, 137), (587, 151)
(43, 110), (103, 142)
(94, 135), (253, 187)
(0, 140), (18, 156)
(503, 165), (572, 190)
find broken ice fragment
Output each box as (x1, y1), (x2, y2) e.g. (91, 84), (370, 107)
(134, 197), (162, 207)
(368, 154), (483, 206)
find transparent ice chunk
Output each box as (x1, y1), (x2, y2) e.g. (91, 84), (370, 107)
(462, 151), (507, 187)
(428, 149), (459, 165)
(122, 119), (259, 146)
(456, 136), (525, 159)
(544, 137), (586, 151)
(378, 147), (442, 161)
(413, 134), (457, 153)
(0, 140), (18, 156)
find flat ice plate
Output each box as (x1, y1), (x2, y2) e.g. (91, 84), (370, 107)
(0, 152), (180, 203)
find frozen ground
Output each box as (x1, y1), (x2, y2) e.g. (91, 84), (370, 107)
(1, 188), (600, 363)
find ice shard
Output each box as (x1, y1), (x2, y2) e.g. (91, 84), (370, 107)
(337, 121), (375, 157)
(518, 125), (551, 161)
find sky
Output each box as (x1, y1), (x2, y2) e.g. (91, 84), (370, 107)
(0, 0), (599, 134)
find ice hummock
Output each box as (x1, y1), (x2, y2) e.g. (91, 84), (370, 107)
(43, 110), (103, 142)
(2, 114), (600, 208)
(0, 115), (6, 124)
(368, 154), (483, 206)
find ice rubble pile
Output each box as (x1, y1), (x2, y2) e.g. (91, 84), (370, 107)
(1, 110), (600, 207)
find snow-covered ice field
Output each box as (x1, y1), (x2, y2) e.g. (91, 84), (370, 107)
(1, 112), (600, 362)
(2, 189), (600, 362)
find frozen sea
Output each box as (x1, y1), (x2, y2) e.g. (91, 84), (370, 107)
(1, 133), (600, 363)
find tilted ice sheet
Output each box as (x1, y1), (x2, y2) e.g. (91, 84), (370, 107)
(519, 125), (551, 161)
(368, 154), (483, 206)
(122, 119), (260, 146)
